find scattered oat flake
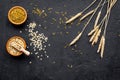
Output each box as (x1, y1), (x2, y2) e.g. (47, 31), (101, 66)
(52, 32), (56, 36)
(19, 31), (22, 33)
(40, 54), (43, 57)
(37, 56), (40, 58)
(67, 65), (73, 68)
(48, 44), (51, 46)
(29, 61), (32, 64)
(52, 61), (56, 64)
(40, 58), (43, 61)
(46, 55), (49, 58)
(52, 18), (56, 22)
(74, 44), (77, 47)
(44, 27), (47, 29)
(66, 32), (69, 34)
(48, 8), (53, 11)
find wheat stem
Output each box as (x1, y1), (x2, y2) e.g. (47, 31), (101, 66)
(82, 0), (97, 12)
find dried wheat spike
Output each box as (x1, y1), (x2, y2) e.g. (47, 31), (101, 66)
(88, 26), (99, 36)
(89, 28), (98, 43)
(97, 36), (105, 58)
(97, 37), (103, 53)
(100, 36), (105, 58)
(69, 32), (82, 46)
(66, 12), (82, 24)
(94, 28), (101, 43)
(80, 10), (94, 21)
(94, 11), (101, 28)
(91, 29), (99, 45)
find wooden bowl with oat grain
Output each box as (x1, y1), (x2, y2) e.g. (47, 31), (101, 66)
(6, 36), (27, 56)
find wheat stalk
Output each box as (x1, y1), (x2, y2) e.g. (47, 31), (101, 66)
(65, 0), (97, 24)
(94, 0), (107, 28)
(97, 0), (117, 58)
(77, 0), (108, 25)
(88, 0), (107, 46)
(69, 0), (103, 46)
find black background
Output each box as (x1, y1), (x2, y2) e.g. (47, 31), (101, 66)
(0, 0), (120, 80)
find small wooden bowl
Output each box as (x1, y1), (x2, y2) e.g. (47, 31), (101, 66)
(6, 36), (26, 56)
(8, 6), (27, 25)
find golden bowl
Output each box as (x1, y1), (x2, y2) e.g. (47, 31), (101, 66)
(8, 6), (27, 25)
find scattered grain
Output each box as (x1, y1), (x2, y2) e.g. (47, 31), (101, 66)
(52, 32), (56, 36)
(48, 44), (51, 47)
(66, 31), (69, 34)
(37, 56), (40, 58)
(19, 31), (22, 33)
(52, 61), (56, 64)
(29, 61), (32, 64)
(40, 58), (43, 61)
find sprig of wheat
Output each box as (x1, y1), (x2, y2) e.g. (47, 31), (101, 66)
(67, 0), (117, 58)
(93, 0), (106, 28)
(69, 0), (103, 46)
(88, 0), (106, 46)
(97, 0), (117, 58)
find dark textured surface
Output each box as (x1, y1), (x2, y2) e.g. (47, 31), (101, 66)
(0, 0), (120, 80)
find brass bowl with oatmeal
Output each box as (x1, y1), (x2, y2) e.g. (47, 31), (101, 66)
(8, 6), (27, 25)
